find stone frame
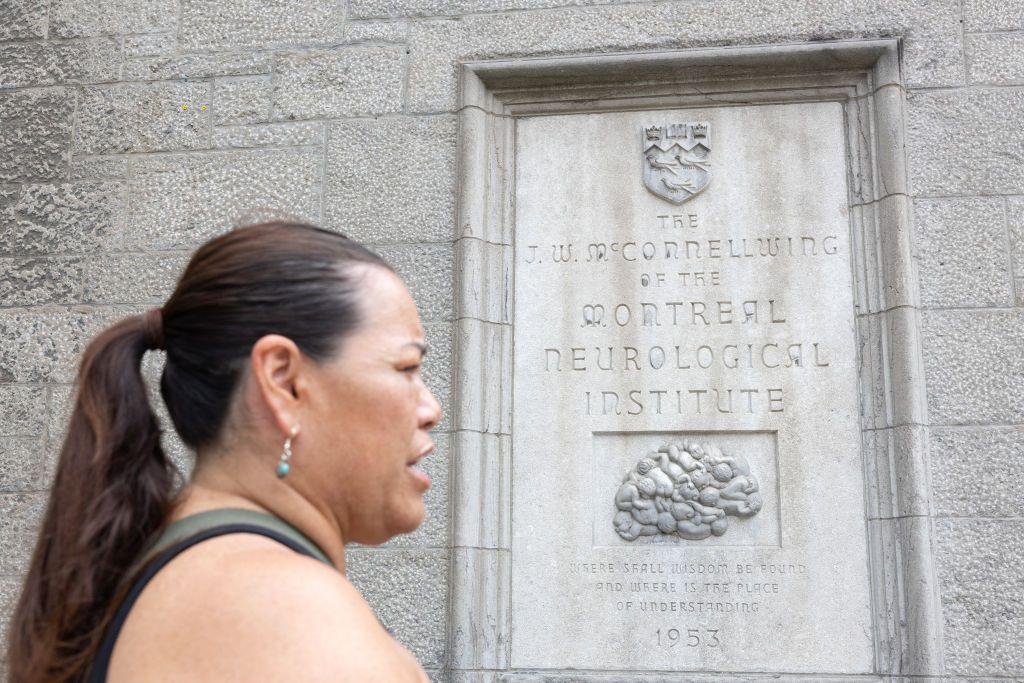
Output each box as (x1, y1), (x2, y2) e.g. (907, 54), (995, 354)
(450, 39), (939, 680)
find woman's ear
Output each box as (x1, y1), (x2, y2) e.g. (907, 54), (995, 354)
(250, 333), (304, 437)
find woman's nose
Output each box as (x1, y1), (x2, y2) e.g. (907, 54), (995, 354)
(419, 384), (442, 430)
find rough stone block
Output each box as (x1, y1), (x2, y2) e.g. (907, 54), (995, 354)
(0, 38), (120, 88)
(0, 493), (47, 574)
(964, 0), (1024, 31)
(123, 33), (178, 57)
(126, 147), (322, 250)
(967, 32), (1024, 85)
(69, 156), (128, 181)
(1, 181), (125, 255)
(342, 20), (409, 43)
(81, 253), (190, 304)
(0, 88), (74, 182)
(123, 52), (272, 81)
(406, 0), (963, 112)
(49, 0), (176, 37)
(0, 0), (47, 40)
(179, 0), (344, 51)
(324, 116), (456, 243)
(1017, 279), (1024, 306)
(381, 431), (449, 549)
(375, 243), (454, 323)
(345, 549), (447, 668)
(212, 121), (322, 148)
(914, 198), (1013, 307)
(0, 437), (52, 492)
(0, 257), (83, 306)
(351, 0), (617, 18)
(47, 385), (75, 450)
(271, 47), (405, 120)
(921, 310), (1024, 425)
(0, 386), (46, 437)
(930, 427), (1024, 517)
(0, 308), (123, 383)
(936, 519), (1024, 675)
(1009, 196), (1024, 276)
(908, 89), (1024, 196)
(74, 83), (212, 155)
(212, 76), (272, 125)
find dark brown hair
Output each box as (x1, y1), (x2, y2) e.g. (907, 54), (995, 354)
(5, 221), (392, 682)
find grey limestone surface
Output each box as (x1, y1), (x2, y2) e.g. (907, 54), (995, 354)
(929, 427), (1024, 517)
(375, 242), (455, 323)
(74, 82), (213, 155)
(0, 256), (83, 306)
(80, 253), (190, 304)
(1009, 197), (1024, 277)
(406, 0), (963, 113)
(124, 147), (323, 250)
(1, 181), (125, 255)
(211, 121), (323, 149)
(212, 75), (273, 126)
(0, 493), (47, 575)
(122, 33), (178, 58)
(921, 309), (1024, 425)
(49, 0), (177, 38)
(966, 32), (1024, 85)
(178, 0), (345, 52)
(0, 38), (120, 89)
(0, 386), (46, 437)
(122, 51), (273, 81)
(0, 88), (75, 183)
(0, 437), (50, 492)
(324, 116), (457, 244)
(907, 88), (1024, 196)
(914, 198), (1014, 307)
(936, 519), (1024, 675)
(346, 549), (449, 668)
(0, 307), (125, 383)
(964, 0), (1024, 32)
(271, 46), (406, 120)
(0, 0), (1022, 680)
(0, 0), (48, 41)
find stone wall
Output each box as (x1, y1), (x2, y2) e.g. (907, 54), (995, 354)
(1, 0), (1022, 680)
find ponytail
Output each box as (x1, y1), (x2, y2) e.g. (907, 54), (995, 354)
(5, 313), (176, 682)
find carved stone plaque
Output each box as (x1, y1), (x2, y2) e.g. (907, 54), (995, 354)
(511, 103), (873, 673)
(642, 122), (711, 204)
(612, 440), (762, 542)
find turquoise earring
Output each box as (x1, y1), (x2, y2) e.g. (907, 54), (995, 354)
(276, 425), (299, 478)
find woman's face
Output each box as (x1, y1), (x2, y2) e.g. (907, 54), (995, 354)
(302, 264), (442, 545)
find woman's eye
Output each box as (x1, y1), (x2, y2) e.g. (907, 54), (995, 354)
(401, 364), (421, 373)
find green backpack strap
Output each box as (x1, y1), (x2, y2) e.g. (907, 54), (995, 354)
(137, 507), (335, 570)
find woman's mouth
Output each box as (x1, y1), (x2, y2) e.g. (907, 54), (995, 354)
(407, 444), (433, 489)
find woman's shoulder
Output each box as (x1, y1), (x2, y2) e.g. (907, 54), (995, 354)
(108, 534), (426, 682)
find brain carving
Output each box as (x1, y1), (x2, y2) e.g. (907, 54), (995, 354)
(613, 441), (762, 541)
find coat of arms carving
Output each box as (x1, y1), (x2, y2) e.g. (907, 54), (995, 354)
(642, 122), (711, 204)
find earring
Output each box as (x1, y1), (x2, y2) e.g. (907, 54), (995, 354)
(276, 424), (299, 479)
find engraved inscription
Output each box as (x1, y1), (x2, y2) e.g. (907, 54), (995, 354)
(643, 123), (711, 205)
(613, 441), (761, 541)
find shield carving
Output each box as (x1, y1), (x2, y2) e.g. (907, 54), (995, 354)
(642, 122), (711, 205)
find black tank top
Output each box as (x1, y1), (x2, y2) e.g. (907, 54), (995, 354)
(87, 508), (334, 683)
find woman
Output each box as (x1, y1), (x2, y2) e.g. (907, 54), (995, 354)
(5, 221), (442, 681)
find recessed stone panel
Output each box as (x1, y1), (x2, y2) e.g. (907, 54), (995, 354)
(511, 103), (871, 673)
